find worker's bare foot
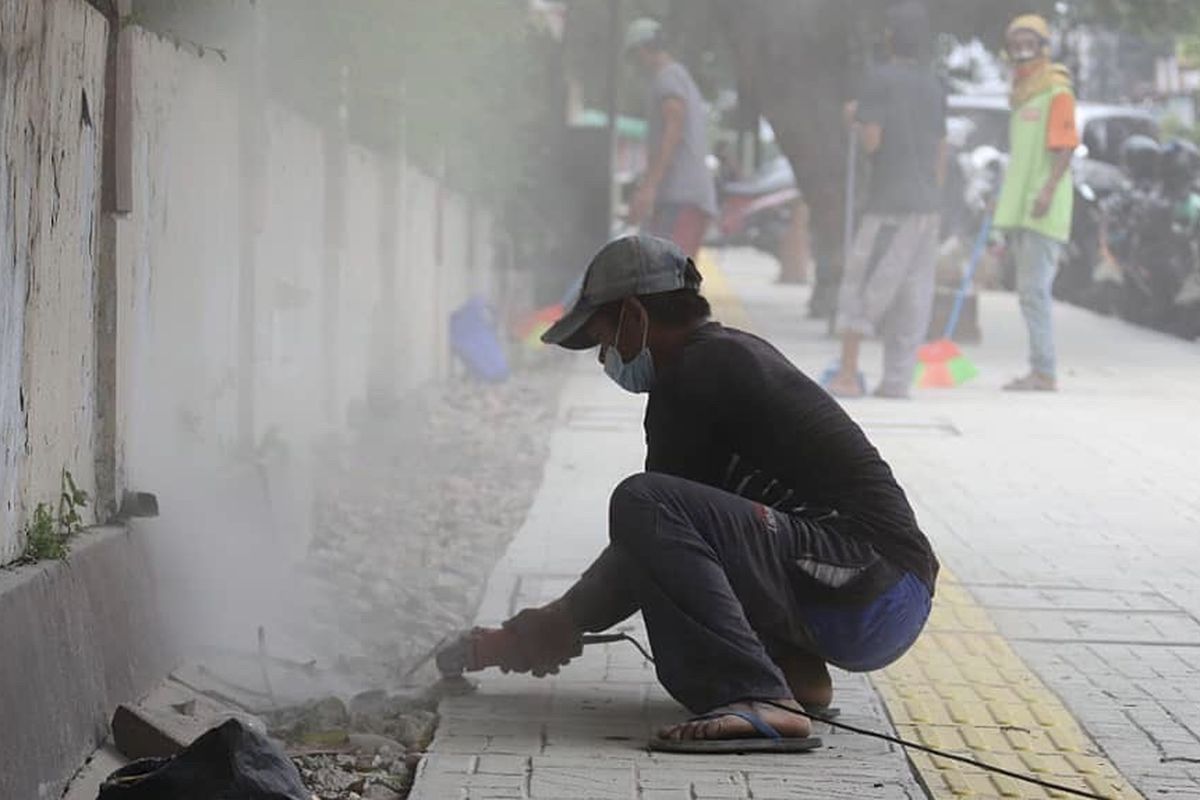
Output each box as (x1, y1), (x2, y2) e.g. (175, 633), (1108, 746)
(657, 699), (811, 742)
(773, 651), (834, 710)
(825, 372), (864, 398)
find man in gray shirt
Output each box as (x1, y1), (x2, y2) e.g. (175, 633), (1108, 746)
(826, 2), (947, 399)
(626, 18), (717, 258)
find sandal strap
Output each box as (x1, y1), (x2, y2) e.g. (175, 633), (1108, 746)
(689, 709), (782, 740)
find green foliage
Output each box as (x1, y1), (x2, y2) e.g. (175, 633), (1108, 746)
(835, 0), (1200, 48)
(910, 0), (1054, 48)
(19, 470), (90, 564)
(1080, 0), (1200, 37)
(905, 0), (1200, 44)
(1161, 115), (1200, 147)
(131, 0), (556, 207)
(21, 504), (65, 562)
(283, 0), (547, 201)
(1177, 34), (1200, 67)
(59, 469), (89, 536)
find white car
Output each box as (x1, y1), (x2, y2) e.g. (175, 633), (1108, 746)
(946, 94), (1161, 165)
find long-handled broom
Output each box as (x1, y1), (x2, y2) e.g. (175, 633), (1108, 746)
(819, 128), (866, 390)
(914, 215), (991, 388)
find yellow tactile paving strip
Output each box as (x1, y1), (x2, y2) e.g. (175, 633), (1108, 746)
(695, 250), (750, 327)
(697, 249), (1143, 800)
(874, 572), (1144, 800)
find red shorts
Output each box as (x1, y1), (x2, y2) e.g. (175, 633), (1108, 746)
(645, 204), (710, 259)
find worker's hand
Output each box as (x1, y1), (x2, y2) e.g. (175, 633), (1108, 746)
(629, 181), (657, 227)
(501, 600), (583, 678)
(1032, 185), (1054, 219)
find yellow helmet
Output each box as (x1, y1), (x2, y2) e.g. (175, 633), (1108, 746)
(1007, 14), (1050, 42)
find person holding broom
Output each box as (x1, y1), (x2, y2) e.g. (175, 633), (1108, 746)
(825, 1), (948, 399)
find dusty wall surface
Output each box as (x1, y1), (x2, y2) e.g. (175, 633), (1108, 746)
(1, 20), (497, 566)
(0, 1), (503, 792)
(253, 103), (326, 459)
(116, 29), (490, 493)
(104, 26), (504, 688)
(114, 27), (244, 501)
(0, 0), (108, 564)
(0, 526), (175, 800)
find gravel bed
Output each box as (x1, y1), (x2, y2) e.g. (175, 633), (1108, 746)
(287, 360), (566, 797)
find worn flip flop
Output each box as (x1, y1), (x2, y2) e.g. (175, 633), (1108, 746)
(819, 361), (867, 399)
(648, 709), (824, 754)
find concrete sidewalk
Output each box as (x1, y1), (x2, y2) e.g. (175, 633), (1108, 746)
(717, 249), (1200, 798)
(409, 360), (924, 798)
(410, 247), (1200, 799)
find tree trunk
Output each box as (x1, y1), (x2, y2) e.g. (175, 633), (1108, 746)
(777, 199), (812, 285)
(710, 0), (857, 313)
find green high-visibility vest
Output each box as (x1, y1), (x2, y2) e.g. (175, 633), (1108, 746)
(993, 87), (1074, 243)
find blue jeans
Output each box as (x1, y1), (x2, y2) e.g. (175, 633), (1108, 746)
(799, 572), (932, 672)
(1011, 229), (1063, 377)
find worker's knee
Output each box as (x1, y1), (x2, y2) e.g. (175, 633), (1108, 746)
(608, 472), (674, 550)
(610, 472), (675, 510)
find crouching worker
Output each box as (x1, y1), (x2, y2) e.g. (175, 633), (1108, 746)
(502, 235), (939, 753)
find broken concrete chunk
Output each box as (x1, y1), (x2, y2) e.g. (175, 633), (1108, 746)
(111, 704), (196, 759)
(363, 784), (403, 800)
(346, 732), (403, 756)
(391, 710), (437, 751)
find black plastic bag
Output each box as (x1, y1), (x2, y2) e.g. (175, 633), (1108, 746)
(98, 718), (310, 800)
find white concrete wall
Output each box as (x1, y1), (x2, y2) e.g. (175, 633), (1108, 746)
(1, 12), (496, 566)
(254, 104), (325, 454)
(337, 145), (384, 425)
(0, 0), (108, 563)
(115, 28), (241, 501)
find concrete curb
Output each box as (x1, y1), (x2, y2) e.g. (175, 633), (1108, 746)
(0, 525), (176, 799)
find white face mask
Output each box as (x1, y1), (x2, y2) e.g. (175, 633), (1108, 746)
(1009, 44), (1041, 63)
(1007, 34), (1045, 64)
(603, 303), (656, 394)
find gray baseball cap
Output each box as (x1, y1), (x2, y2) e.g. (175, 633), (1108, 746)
(624, 17), (663, 52)
(541, 235), (700, 350)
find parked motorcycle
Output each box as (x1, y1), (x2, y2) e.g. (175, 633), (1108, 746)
(714, 155), (800, 261)
(1054, 156), (1126, 305)
(1093, 136), (1200, 339)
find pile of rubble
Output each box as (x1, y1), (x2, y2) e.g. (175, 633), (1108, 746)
(92, 363), (568, 799)
(290, 362), (565, 796)
(277, 692), (438, 800)
(301, 363), (564, 684)
(103, 678), (445, 800)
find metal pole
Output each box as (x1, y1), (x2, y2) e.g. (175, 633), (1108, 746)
(842, 128), (858, 277)
(237, 1), (267, 450)
(604, 0), (621, 225)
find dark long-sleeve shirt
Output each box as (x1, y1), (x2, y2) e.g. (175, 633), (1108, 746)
(564, 322), (939, 631)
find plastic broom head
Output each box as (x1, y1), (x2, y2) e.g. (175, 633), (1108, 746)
(917, 360), (955, 388)
(917, 338), (962, 364)
(915, 354), (979, 388)
(946, 354), (979, 384)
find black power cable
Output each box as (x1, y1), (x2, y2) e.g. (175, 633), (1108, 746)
(609, 635), (1114, 800)
(581, 632), (656, 661)
(759, 699), (1113, 800)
